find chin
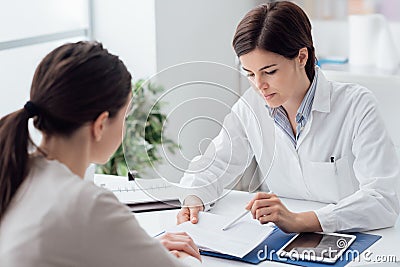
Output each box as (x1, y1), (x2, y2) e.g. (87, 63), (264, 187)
(265, 101), (280, 108)
(93, 157), (109, 165)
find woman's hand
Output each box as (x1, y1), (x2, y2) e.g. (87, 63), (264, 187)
(177, 195), (204, 224)
(159, 232), (202, 262)
(246, 192), (322, 233)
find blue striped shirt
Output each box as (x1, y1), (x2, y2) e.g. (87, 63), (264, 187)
(266, 71), (318, 147)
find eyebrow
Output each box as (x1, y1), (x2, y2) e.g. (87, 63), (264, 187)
(242, 64), (277, 72)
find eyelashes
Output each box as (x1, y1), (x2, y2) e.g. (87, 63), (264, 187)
(246, 69), (278, 78)
(265, 69), (277, 75)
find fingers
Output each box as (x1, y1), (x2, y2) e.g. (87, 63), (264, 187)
(161, 232), (198, 253)
(181, 195), (204, 224)
(254, 191), (277, 200)
(245, 199), (254, 210)
(177, 207), (190, 224)
(176, 206), (203, 225)
(248, 195), (280, 219)
(246, 192), (265, 209)
(189, 207), (201, 224)
(254, 206), (277, 221)
(246, 191), (276, 208)
(169, 250), (180, 258)
(160, 232), (201, 261)
(258, 213), (277, 224)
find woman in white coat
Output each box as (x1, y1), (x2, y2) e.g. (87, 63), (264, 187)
(0, 42), (201, 266)
(177, 1), (399, 233)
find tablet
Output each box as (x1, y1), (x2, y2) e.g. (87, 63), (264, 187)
(277, 232), (356, 264)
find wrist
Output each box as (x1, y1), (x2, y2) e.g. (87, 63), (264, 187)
(295, 211), (323, 232)
(183, 195), (204, 210)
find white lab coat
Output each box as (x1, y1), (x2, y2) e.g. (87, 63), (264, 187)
(180, 68), (400, 233)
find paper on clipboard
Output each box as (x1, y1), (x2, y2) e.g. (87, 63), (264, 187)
(167, 212), (274, 258)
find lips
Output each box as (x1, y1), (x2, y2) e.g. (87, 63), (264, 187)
(263, 93), (276, 100)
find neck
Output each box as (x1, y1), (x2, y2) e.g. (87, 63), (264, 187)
(283, 72), (311, 120)
(39, 127), (91, 178)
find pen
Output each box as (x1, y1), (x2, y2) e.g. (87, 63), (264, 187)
(330, 156), (337, 174)
(222, 191), (273, 231)
(153, 230), (165, 238)
(222, 209), (250, 231)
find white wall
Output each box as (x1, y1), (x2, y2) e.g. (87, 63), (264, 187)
(92, 0), (157, 80)
(0, 0), (88, 42)
(0, 0), (89, 117)
(155, 0), (261, 69)
(312, 20), (400, 59)
(0, 37), (86, 117)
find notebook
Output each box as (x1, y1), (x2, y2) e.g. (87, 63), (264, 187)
(94, 174), (181, 212)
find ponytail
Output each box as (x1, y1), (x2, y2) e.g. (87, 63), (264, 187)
(0, 108), (32, 220)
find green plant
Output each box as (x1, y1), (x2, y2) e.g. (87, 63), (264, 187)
(96, 79), (178, 177)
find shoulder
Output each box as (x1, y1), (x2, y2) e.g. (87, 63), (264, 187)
(71, 179), (128, 222)
(329, 80), (378, 110)
(74, 179), (115, 205)
(29, 157), (126, 223)
(239, 87), (264, 105)
(232, 87), (266, 116)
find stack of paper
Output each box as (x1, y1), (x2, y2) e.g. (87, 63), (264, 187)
(94, 174), (180, 204)
(167, 212), (274, 258)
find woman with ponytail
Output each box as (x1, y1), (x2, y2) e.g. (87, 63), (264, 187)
(0, 41), (201, 266)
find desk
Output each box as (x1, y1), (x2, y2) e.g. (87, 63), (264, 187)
(134, 190), (400, 266)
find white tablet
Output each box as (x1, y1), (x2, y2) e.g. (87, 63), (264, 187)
(277, 232), (356, 264)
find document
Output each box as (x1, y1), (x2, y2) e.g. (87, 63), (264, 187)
(167, 212), (274, 258)
(94, 174), (180, 204)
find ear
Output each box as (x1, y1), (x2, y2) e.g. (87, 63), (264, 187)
(297, 47), (308, 68)
(92, 111), (109, 142)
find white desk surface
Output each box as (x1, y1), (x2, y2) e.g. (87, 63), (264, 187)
(134, 190), (400, 266)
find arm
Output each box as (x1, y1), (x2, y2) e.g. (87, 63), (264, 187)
(315, 92), (400, 232)
(81, 190), (201, 267)
(179, 107), (254, 211)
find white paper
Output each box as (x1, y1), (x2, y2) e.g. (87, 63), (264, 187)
(93, 174), (180, 204)
(167, 212), (274, 258)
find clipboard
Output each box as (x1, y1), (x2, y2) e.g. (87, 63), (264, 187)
(201, 227), (381, 266)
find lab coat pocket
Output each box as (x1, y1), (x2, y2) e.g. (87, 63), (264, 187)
(303, 156), (353, 203)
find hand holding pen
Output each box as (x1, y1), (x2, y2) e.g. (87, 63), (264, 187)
(244, 191), (323, 233)
(222, 191), (273, 231)
(222, 191), (298, 232)
(245, 191), (281, 224)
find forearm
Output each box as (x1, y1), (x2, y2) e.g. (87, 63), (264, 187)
(315, 188), (399, 232)
(293, 211), (323, 233)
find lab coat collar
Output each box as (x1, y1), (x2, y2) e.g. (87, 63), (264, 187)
(311, 67), (331, 113)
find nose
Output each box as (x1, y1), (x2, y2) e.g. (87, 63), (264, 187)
(254, 75), (268, 91)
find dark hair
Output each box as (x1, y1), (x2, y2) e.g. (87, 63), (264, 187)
(232, 1), (316, 81)
(0, 41), (132, 220)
